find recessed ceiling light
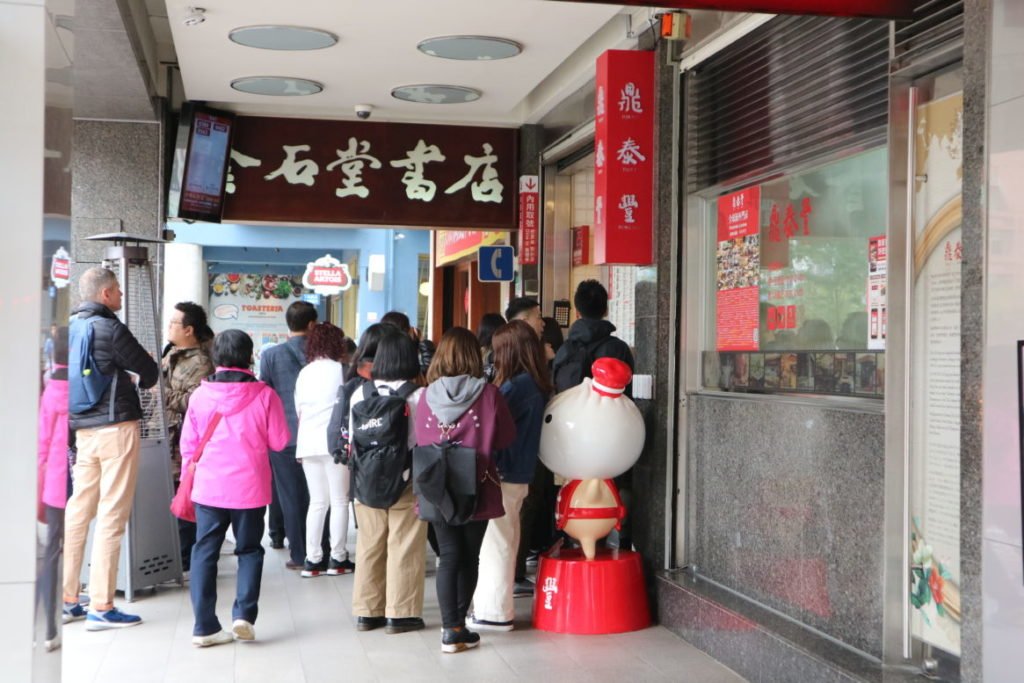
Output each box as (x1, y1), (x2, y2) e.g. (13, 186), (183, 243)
(417, 35), (522, 61)
(229, 25), (338, 51)
(231, 76), (323, 96)
(391, 84), (481, 104)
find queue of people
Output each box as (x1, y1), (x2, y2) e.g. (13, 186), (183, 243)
(46, 267), (633, 654)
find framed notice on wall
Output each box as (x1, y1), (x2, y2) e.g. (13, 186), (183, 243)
(716, 186), (761, 351)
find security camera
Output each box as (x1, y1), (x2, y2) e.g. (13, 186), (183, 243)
(354, 104), (374, 120)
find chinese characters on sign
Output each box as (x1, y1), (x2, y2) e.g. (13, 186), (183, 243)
(867, 235), (887, 350)
(518, 175), (540, 265)
(716, 186), (761, 352)
(222, 117), (517, 229)
(594, 49), (654, 265)
(768, 198), (813, 242)
(572, 225), (590, 267)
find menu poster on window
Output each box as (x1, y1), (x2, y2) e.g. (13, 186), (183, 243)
(867, 235), (887, 350)
(716, 186), (761, 351)
(607, 265), (636, 347)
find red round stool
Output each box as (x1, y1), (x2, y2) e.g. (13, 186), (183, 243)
(531, 547), (650, 634)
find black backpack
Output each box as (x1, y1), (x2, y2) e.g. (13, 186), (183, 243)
(552, 337), (606, 393)
(350, 382), (418, 509)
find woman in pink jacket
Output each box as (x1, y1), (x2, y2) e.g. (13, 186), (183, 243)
(180, 330), (290, 647)
(38, 326), (68, 651)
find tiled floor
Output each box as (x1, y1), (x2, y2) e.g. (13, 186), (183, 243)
(62, 533), (746, 683)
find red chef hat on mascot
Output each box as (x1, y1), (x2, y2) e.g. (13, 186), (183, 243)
(590, 357), (632, 398)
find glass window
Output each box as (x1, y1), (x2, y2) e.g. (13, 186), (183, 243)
(703, 148), (888, 396)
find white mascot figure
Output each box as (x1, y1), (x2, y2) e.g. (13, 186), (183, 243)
(540, 357), (645, 561)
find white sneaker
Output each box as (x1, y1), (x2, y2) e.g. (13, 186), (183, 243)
(468, 615), (514, 632)
(232, 619), (255, 642)
(44, 635), (61, 652)
(192, 630), (233, 648)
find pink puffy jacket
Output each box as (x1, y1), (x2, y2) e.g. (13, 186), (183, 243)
(181, 368), (290, 510)
(38, 372), (69, 509)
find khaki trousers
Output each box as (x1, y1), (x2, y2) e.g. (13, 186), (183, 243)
(471, 482), (529, 622)
(63, 421), (141, 608)
(352, 484), (428, 618)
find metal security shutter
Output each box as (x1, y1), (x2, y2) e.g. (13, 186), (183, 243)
(686, 15), (889, 193)
(892, 0), (964, 74)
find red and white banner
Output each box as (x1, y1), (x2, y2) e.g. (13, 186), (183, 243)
(572, 225), (590, 267)
(302, 254), (352, 296)
(715, 187), (761, 351)
(594, 49), (655, 265)
(518, 175), (540, 265)
(50, 246), (71, 289)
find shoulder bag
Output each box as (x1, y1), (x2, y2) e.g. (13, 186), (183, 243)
(170, 412), (223, 522)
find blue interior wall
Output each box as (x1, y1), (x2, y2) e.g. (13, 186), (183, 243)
(171, 222), (429, 338)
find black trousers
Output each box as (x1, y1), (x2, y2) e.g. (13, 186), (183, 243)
(431, 519), (487, 629)
(269, 447), (310, 565)
(515, 463), (556, 580)
(39, 504), (63, 640)
(268, 480), (285, 544)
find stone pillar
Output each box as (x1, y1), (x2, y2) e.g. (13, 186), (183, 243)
(70, 119), (163, 307)
(518, 123), (544, 297)
(630, 39), (682, 580)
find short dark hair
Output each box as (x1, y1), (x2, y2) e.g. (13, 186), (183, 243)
(505, 297), (539, 322)
(341, 337), (357, 357)
(175, 301), (214, 343)
(380, 311), (411, 332)
(285, 301), (318, 332)
(306, 322), (346, 362)
(541, 316), (564, 354)
(352, 323), (386, 370)
(53, 326), (69, 365)
(573, 280), (608, 319)
(213, 329), (253, 368)
(476, 313), (506, 349)
(372, 326), (420, 381)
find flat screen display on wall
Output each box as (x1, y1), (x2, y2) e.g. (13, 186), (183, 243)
(168, 103), (235, 223)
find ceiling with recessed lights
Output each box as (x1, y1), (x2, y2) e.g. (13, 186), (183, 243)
(165, 0), (627, 126)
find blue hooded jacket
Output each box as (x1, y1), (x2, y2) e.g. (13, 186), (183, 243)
(495, 372), (548, 484)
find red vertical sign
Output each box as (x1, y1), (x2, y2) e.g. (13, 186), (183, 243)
(716, 186), (761, 351)
(572, 225), (590, 267)
(594, 49), (655, 265)
(519, 175), (540, 265)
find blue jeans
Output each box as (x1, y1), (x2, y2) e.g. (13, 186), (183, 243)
(191, 504), (265, 637)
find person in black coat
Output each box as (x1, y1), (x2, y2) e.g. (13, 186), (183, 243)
(64, 267), (159, 629)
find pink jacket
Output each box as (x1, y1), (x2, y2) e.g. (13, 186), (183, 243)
(181, 369), (290, 510)
(38, 374), (69, 509)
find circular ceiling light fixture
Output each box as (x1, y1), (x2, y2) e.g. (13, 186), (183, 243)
(231, 76), (323, 96)
(390, 84), (481, 105)
(228, 25), (338, 51)
(417, 35), (522, 61)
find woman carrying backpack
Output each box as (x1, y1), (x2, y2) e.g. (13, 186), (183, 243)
(182, 330), (289, 646)
(294, 322), (354, 577)
(415, 327), (516, 653)
(468, 320), (552, 632)
(348, 326), (428, 634)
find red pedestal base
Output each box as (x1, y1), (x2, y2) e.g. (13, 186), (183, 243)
(531, 548), (650, 634)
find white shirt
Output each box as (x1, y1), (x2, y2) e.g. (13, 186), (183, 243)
(348, 379), (424, 452)
(294, 358), (345, 459)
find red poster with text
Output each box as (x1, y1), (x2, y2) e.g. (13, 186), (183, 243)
(518, 175), (540, 265)
(593, 49), (654, 265)
(716, 186), (761, 351)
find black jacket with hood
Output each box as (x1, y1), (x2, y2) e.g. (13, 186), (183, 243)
(69, 301), (160, 430)
(551, 318), (634, 395)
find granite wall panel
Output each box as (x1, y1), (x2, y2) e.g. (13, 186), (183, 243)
(688, 394), (886, 657)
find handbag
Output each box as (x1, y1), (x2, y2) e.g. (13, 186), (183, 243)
(170, 413), (222, 522)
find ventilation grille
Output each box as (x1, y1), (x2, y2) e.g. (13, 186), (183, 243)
(686, 15), (890, 193)
(892, 0), (964, 72)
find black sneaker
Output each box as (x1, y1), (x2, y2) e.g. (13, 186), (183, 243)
(441, 626), (480, 654)
(300, 559), (327, 578)
(327, 558), (355, 575)
(513, 579), (535, 597)
(270, 538), (285, 550)
(385, 617), (425, 634)
(357, 616), (386, 631)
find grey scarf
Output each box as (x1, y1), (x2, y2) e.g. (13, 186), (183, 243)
(426, 375), (486, 426)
